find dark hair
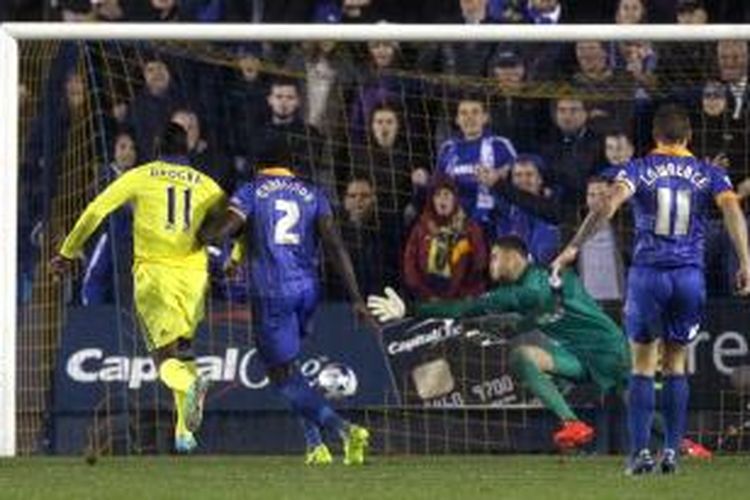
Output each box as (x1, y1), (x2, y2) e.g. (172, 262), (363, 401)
(676, 0), (705, 15)
(493, 235), (529, 257)
(587, 175), (610, 186)
(370, 101), (401, 120)
(652, 103), (692, 144)
(254, 129), (294, 168)
(345, 175), (375, 191)
(457, 91), (488, 108)
(602, 125), (632, 141)
(269, 76), (300, 93)
(158, 121), (189, 156)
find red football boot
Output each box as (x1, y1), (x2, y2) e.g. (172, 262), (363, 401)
(681, 438), (713, 460)
(553, 420), (595, 449)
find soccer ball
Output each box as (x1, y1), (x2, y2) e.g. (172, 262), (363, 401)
(317, 362), (358, 400)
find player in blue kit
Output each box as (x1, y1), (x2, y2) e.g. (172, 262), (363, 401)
(199, 133), (375, 466)
(553, 104), (750, 474)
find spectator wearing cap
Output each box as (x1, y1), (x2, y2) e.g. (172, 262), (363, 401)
(693, 79), (749, 178)
(436, 94), (517, 229)
(403, 176), (487, 301)
(484, 154), (561, 265)
(540, 97), (603, 211)
(488, 49), (550, 152)
(577, 177), (625, 301)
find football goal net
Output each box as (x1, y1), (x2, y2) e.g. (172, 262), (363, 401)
(2, 23), (750, 457)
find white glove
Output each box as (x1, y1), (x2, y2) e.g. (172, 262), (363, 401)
(367, 287), (406, 323)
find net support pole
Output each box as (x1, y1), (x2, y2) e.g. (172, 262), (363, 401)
(0, 25), (18, 457)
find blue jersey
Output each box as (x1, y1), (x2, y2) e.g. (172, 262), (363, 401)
(437, 132), (516, 222)
(615, 147), (733, 268)
(229, 168), (332, 298)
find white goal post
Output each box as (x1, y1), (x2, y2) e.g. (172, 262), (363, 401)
(2, 22), (750, 457)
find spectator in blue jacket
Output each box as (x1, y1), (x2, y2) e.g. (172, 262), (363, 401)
(436, 94), (516, 228)
(485, 154), (561, 264)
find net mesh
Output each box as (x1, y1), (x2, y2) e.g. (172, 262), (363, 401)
(15, 38), (750, 456)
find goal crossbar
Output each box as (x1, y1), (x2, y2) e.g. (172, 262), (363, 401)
(3, 22), (750, 42)
(2, 21), (750, 457)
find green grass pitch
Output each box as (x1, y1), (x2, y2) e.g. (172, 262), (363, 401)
(1, 455), (749, 500)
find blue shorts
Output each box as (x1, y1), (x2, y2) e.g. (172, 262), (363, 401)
(624, 266), (705, 345)
(252, 288), (318, 367)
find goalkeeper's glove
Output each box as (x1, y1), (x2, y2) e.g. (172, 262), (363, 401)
(367, 287), (407, 323)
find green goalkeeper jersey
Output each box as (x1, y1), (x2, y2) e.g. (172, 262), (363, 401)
(415, 265), (630, 392)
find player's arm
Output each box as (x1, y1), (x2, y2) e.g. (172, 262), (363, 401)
(552, 180), (633, 272)
(317, 214), (378, 329)
(368, 283), (548, 323)
(716, 191), (750, 295)
(50, 170), (137, 275)
(197, 203), (245, 246)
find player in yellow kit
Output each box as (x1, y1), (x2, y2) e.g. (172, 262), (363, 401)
(50, 123), (225, 453)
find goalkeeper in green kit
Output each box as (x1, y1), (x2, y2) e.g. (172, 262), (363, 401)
(368, 235), (629, 449)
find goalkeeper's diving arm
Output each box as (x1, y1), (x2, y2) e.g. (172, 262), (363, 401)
(368, 288), (504, 323)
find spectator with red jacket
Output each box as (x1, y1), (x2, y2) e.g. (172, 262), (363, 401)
(403, 177), (487, 300)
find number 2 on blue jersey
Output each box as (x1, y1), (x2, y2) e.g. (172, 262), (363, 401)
(655, 187), (691, 236)
(274, 199), (301, 245)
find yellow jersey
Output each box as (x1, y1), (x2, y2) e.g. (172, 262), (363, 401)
(60, 159), (225, 270)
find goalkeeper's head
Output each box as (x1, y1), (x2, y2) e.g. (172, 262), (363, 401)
(490, 235), (530, 284)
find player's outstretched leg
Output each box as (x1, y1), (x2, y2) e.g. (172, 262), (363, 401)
(270, 364), (369, 465)
(509, 345), (593, 449)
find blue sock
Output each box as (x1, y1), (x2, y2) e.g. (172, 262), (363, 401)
(275, 371), (349, 437)
(299, 417), (323, 449)
(662, 375), (689, 452)
(628, 374), (655, 455)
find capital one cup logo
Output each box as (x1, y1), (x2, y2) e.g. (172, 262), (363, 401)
(65, 347), (358, 397)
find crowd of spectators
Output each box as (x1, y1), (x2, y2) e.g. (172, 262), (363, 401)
(12, 0), (750, 306)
